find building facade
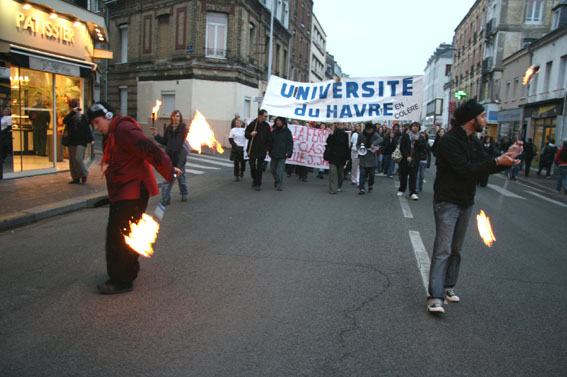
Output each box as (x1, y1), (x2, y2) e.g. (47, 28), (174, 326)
(422, 43), (453, 130)
(105, 0), (291, 146)
(0, 0), (111, 179)
(288, 0), (313, 82)
(309, 13), (326, 83)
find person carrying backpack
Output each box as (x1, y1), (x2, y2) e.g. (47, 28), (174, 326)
(555, 138), (567, 194)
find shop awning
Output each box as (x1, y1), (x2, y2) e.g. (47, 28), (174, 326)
(10, 45), (96, 78)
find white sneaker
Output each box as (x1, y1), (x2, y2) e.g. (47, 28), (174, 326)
(427, 300), (445, 314)
(410, 193), (419, 200)
(445, 288), (460, 303)
(396, 191), (404, 197)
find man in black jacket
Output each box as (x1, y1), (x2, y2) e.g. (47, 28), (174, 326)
(324, 122), (350, 194)
(427, 99), (521, 314)
(269, 117), (293, 191)
(245, 109), (272, 191)
(397, 122), (427, 200)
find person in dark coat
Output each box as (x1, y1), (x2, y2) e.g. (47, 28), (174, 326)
(29, 98), (50, 156)
(426, 99), (521, 314)
(478, 135), (495, 187)
(245, 109), (272, 191)
(324, 122), (350, 194)
(523, 138), (537, 177)
(397, 122), (427, 200)
(63, 99), (94, 184)
(380, 130), (398, 178)
(356, 122), (382, 194)
(87, 101), (181, 295)
(152, 110), (189, 205)
(269, 117), (293, 191)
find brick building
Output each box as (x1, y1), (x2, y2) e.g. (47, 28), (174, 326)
(104, 0), (291, 145)
(288, 0), (313, 82)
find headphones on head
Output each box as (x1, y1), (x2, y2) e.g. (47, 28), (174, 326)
(91, 103), (113, 119)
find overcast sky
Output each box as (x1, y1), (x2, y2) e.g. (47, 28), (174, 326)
(312, 0), (476, 77)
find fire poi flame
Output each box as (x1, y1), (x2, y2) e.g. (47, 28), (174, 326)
(151, 100), (162, 120)
(124, 213), (160, 257)
(476, 210), (496, 247)
(522, 65), (540, 85)
(186, 110), (224, 154)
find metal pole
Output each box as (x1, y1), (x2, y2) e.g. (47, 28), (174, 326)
(267, 0), (276, 81)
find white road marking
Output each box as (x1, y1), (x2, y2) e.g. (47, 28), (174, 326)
(487, 183), (526, 199)
(187, 155), (233, 167)
(185, 163), (220, 170)
(189, 153), (229, 162)
(525, 191), (567, 208)
(185, 168), (205, 175)
(408, 230), (430, 295)
(399, 197), (414, 219)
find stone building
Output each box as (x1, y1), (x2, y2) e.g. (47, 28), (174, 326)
(422, 43), (454, 130)
(104, 0), (291, 146)
(309, 13), (326, 83)
(288, 0), (313, 82)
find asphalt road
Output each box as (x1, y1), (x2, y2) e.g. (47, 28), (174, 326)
(1, 160), (566, 377)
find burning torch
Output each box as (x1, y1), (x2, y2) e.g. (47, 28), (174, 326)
(151, 100), (162, 132)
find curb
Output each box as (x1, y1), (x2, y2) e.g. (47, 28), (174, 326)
(0, 193), (108, 232)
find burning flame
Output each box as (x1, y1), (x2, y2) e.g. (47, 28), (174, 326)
(476, 210), (496, 247)
(151, 100), (162, 120)
(187, 110), (224, 154)
(522, 65), (540, 85)
(124, 213), (160, 257)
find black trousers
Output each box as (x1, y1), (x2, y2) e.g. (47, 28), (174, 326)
(249, 157), (265, 187)
(105, 184), (149, 284)
(233, 156), (246, 177)
(399, 160), (418, 194)
(524, 157), (533, 177)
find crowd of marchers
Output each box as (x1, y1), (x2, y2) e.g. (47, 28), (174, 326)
(227, 110), (567, 198)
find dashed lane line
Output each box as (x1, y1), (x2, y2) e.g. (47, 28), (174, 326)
(408, 230), (430, 295)
(185, 169), (205, 175)
(185, 163), (221, 170)
(399, 197), (414, 219)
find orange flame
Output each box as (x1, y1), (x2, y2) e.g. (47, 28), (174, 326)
(476, 210), (496, 247)
(151, 100), (162, 120)
(522, 65), (540, 85)
(124, 213), (160, 257)
(187, 110), (224, 154)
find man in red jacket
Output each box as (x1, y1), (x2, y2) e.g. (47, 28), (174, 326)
(87, 102), (181, 294)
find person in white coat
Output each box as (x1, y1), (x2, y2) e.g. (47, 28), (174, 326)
(350, 123), (361, 185)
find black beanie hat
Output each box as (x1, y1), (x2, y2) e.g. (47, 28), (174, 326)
(454, 99), (485, 125)
(364, 121), (375, 130)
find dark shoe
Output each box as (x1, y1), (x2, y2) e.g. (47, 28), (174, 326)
(235, 176), (240, 181)
(277, 186), (283, 191)
(255, 186), (261, 191)
(358, 190), (365, 195)
(80, 176), (87, 183)
(69, 178), (80, 184)
(160, 200), (170, 206)
(181, 195), (188, 202)
(97, 280), (133, 295)
(368, 187), (373, 193)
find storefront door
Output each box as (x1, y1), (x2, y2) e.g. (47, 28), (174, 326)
(3, 67), (82, 176)
(531, 117), (556, 153)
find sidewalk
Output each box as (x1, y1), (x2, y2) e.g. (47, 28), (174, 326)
(0, 157), (108, 231)
(0, 158), (563, 232)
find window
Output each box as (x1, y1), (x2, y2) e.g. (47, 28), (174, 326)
(249, 23), (255, 59)
(176, 8), (187, 50)
(143, 15), (152, 54)
(559, 55), (567, 90)
(161, 92), (175, 117)
(505, 81), (510, 100)
(119, 24), (128, 63)
(119, 86), (127, 115)
(206, 13), (227, 58)
(513, 78), (519, 100)
(525, 0), (544, 24)
(543, 61), (552, 93)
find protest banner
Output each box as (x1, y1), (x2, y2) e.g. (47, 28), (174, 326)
(261, 75), (423, 123)
(243, 121), (332, 169)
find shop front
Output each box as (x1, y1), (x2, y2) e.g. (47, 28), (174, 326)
(523, 99), (564, 153)
(497, 108), (523, 142)
(0, 0), (111, 179)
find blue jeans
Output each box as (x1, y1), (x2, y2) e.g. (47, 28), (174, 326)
(359, 166), (375, 191)
(270, 157), (286, 188)
(417, 160), (427, 191)
(428, 201), (473, 300)
(556, 166), (567, 192)
(162, 171), (188, 203)
(382, 154), (394, 177)
(376, 154), (383, 172)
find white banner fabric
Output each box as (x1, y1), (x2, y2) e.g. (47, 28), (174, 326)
(261, 75), (423, 122)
